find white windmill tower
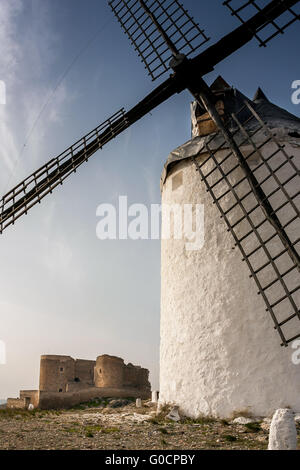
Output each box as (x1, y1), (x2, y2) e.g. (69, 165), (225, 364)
(159, 76), (300, 418)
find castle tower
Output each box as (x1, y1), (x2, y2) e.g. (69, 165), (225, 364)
(94, 355), (124, 388)
(159, 78), (300, 418)
(39, 355), (75, 393)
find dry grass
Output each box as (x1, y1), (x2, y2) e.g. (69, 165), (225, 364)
(0, 400), (298, 450)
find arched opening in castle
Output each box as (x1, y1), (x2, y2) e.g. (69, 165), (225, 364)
(7, 354), (151, 409)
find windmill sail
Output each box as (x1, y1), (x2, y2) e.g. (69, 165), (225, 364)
(192, 97), (300, 346)
(223, 0), (300, 47)
(108, 0), (210, 80)
(0, 109), (128, 233)
(0, 72), (184, 234)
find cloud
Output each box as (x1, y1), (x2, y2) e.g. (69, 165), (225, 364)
(0, 0), (71, 194)
(0, 0), (23, 78)
(0, 0), (23, 179)
(40, 232), (85, 285)
(0, 0), (83, 286)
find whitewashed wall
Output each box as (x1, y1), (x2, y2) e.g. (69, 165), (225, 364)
(159, 140), (300, 419)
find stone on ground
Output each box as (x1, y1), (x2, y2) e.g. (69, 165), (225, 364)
(136, 398), (142, 408)
(107, 399), (130, 409)
(268, 409), (297, 450)
(233, 416), (256, 425)
(166, 406), (181, 422)
(261, 418), (272, 432)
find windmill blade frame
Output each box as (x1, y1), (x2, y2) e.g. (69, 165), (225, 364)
(109, 0), (300, 81)
(223, 0), (300, 47)
(0, 73), (184, 233)
(108, 0), (210, 80)
(0, 109), (128, 233)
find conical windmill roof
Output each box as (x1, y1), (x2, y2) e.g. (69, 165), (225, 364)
(252, 88), (300, 131)
(161, 77), (300, 188)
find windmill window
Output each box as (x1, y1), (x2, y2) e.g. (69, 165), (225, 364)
(59, 367), (64, 372)
(59, 389), (63, 393)
(74, 377), (80, 383)
(288, 131), (300, 138)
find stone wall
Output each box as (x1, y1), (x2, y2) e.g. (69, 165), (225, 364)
(74, 359), (95, 384)
(38, 386), (150, 410)
(123, 364), (150, 391)
(66, 381), (93, 392)
(39, 356), (96, 393)
(39, 355), (75, 392)
(7, 397), (29, 409)
(94, 355), (151, 393)
(94, 355), (124, 388)
(20, 390), (40, 408)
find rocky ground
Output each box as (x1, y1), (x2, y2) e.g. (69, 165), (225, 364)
(0, 399), (299, 450)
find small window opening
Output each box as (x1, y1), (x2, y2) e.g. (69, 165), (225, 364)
(59, 388), (63, 392)
(289, 131), (300, 138)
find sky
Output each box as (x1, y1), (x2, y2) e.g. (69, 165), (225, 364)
(0, 0), (299, 399)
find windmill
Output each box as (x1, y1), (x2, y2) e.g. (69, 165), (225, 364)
(1, 0), (299, 359)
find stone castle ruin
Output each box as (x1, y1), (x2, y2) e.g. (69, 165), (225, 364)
(7, 354), (151, 409)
